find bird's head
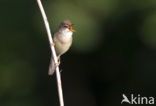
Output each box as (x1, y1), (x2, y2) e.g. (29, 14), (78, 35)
(59, 20), (75, 32)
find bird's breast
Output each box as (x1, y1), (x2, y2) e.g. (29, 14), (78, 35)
(54, 32), (73, 56)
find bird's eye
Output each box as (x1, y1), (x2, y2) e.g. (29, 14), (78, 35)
(64, 25), (68, 28)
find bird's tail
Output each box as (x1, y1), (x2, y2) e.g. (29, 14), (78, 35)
(48, 58), (55, 75)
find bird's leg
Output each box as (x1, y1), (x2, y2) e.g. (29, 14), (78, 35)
(50, 42), (55, 46)
(57, 56), (61, 65)
(55, 56), (61, 67)
(55, 56), (63, 73)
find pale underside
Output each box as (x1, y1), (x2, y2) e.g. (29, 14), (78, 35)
(49, 28), (73, 75)
(53, 28), (73, 56)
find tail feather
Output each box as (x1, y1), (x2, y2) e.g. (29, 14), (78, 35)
(48, 58), (55, 75)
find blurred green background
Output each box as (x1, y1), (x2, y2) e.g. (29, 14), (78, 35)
(0, 0), (156, 106)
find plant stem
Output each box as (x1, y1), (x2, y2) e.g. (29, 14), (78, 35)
(36, 0), (64, 106)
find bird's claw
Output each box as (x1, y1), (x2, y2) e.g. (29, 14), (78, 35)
(55, 62), (60, 67)
(51, 42), (55, 46)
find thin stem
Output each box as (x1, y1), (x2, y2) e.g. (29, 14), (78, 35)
(36, 0), (64, 106)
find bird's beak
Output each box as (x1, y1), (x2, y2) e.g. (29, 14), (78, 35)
(68, 24), (75, 32)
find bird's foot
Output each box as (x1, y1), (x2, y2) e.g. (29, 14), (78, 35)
(55, 62), (60, 67)
(51, 42), (55, 46)
(54, 56), (61, 68)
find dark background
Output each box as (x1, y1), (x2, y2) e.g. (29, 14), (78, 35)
(0, 0), (156, 106)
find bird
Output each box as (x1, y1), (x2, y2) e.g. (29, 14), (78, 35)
(48, 20), (75, 75)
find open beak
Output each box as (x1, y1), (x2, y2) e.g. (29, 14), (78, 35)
(68, 24), (75, 32)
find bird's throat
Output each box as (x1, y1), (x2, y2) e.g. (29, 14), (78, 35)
(62, 29), (73, 39)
